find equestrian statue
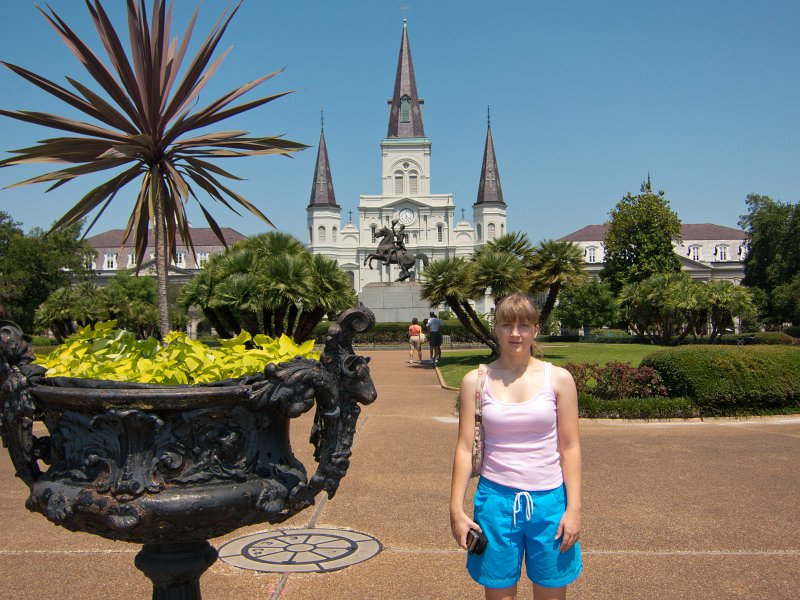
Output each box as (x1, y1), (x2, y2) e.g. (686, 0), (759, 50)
(363, 219), (429, 282)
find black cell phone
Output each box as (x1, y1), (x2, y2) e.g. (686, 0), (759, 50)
(466, 528), (488, 555)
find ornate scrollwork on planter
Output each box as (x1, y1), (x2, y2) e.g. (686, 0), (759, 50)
(0, 305), (377, 545)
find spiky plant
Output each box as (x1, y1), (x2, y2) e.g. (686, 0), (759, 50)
(0, 0), (306, 338)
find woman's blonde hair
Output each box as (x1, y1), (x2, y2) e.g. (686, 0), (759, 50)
(493, 294), (542, 356)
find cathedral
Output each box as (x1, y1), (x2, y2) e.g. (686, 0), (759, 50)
(306, 20), (505, 295)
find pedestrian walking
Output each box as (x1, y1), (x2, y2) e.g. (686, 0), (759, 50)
(427, 311), (443, 364)
(449, 293), (582, 600)
(408, 317), (423, 363)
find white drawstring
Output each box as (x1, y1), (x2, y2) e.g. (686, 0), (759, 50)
(513, 491), (534, 528)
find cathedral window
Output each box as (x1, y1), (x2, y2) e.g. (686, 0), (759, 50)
(409, 171), (418, 194)
(488, 223), (496, 240)
(347, 271), (355, 289)
(309, 227), (313, 243)
(400, 95), (411, 123)
(501, 223), (505, 236)
(103, 253), (117, 270)
(332, 227), (338, 242)
(437, 224), (443, 242)
(477, 224), (482, 242)
(318, 226), (326, 242)
(394, 171), (404, 195)
(371, 224), (377, 243)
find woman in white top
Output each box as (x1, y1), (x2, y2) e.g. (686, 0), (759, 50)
(450, 294), (582, 600)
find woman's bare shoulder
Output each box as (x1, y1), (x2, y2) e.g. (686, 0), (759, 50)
(551, 364), (577, 389)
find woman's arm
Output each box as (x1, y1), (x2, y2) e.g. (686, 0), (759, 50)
(449, 368), (481, 549)
(554, 365), (582, 553)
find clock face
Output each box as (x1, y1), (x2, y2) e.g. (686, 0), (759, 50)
(398, 208), (415, 225)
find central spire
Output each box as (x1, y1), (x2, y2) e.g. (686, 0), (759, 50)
(387, 19), (425, 138)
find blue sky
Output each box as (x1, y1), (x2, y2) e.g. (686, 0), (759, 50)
(0, 0), (797, 244)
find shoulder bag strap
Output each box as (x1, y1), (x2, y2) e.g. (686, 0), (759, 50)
(475, 364), (487, 422)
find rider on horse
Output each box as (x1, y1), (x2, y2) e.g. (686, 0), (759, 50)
(384, 220), (408, 265)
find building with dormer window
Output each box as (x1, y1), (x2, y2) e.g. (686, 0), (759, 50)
(559, 223), (747, 282)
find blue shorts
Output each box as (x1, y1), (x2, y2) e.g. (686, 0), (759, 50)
(467, 477), (582, 589)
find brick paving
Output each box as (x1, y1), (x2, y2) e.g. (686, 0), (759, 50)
(1, 349), (798, 599)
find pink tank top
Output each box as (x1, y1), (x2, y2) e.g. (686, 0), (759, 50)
(480, 362), (564, 491)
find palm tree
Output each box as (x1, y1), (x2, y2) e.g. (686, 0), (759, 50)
(476, 231), (535, 262)
(527, 240), (588, 325)
(706, 280), (755, 342)
(421, 257), (499, 357)
(471, 250), (528, 303)
(292, 253), (355, 342)
(0, 1), (306, 338)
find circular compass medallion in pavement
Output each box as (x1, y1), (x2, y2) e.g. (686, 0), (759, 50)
(218, 528), (382, 573)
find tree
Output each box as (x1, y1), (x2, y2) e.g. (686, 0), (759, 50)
(738, 194), (800, 325)
(601, 178), (682, 294)
(0, 216), (93, 332)
(179, 232), (355, 343)
(0, 1), (306, 339)
(556, 279), (618, 331)
(421, 257), (499, 358)
(527, 239), (588, 324)
(768, 275), (800, 327)
(705, 280), (756, 341)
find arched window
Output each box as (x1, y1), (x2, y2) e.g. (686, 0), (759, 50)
(586, 246), (597, 263)
(394, 171), (404, 195)
(715, 244), (728, 261)
(317, 225), (326, 242)
(174, 251), (186, 268)
(347, 271), (355, 289)
(104, 253), (117, 270)
(309, 227), (313, 243)
(688, 245), (701, 261)
(409, 170), (419, 195)
(127, 253), (136, 268)
(487, 223), (496, 239)
(437, 224), (443, 242)
(500, 223), (505, 236)
(332, 227), (338, 242)
(371, 224), (377, 243)
(476, 223), (482, 242)
(198, 252), (209, 267)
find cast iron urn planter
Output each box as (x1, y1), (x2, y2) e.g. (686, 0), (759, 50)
(0, 305), (377, 599)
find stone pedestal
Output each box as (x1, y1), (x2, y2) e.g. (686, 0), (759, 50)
(358, 282), (432, 323)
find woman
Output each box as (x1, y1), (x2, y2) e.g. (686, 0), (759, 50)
(408, 317), (423, 363)
(450, 294), (582, 600)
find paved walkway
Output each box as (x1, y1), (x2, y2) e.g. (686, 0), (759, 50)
(1, 349), (799, 599)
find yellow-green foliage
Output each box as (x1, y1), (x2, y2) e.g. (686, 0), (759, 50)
(35, 321), (320, 385)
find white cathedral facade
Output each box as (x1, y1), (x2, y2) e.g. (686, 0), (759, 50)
(305, 20), (506, 295)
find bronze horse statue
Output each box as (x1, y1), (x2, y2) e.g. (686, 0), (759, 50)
(363, 226), (429, 282)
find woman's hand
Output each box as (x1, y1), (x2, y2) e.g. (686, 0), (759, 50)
(556, 506), (581, 553)
(450, 509), (480, 550)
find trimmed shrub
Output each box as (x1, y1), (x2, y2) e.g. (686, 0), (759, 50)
(563, 362), (668, 400)
(578, 394), (698, 419)
(640, 346), (800, 413)
(714, 332), (799, 346)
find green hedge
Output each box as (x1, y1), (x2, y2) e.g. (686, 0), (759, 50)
(578, 394), (698, 419)
(640, 346), (800, 413)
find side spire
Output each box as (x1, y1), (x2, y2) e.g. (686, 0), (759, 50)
(475, 111), (505, 206)
(308, 113), (338, 207)
(387, 19), (425, 138)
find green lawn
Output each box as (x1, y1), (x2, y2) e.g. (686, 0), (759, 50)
(438, 343), (659, 388)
